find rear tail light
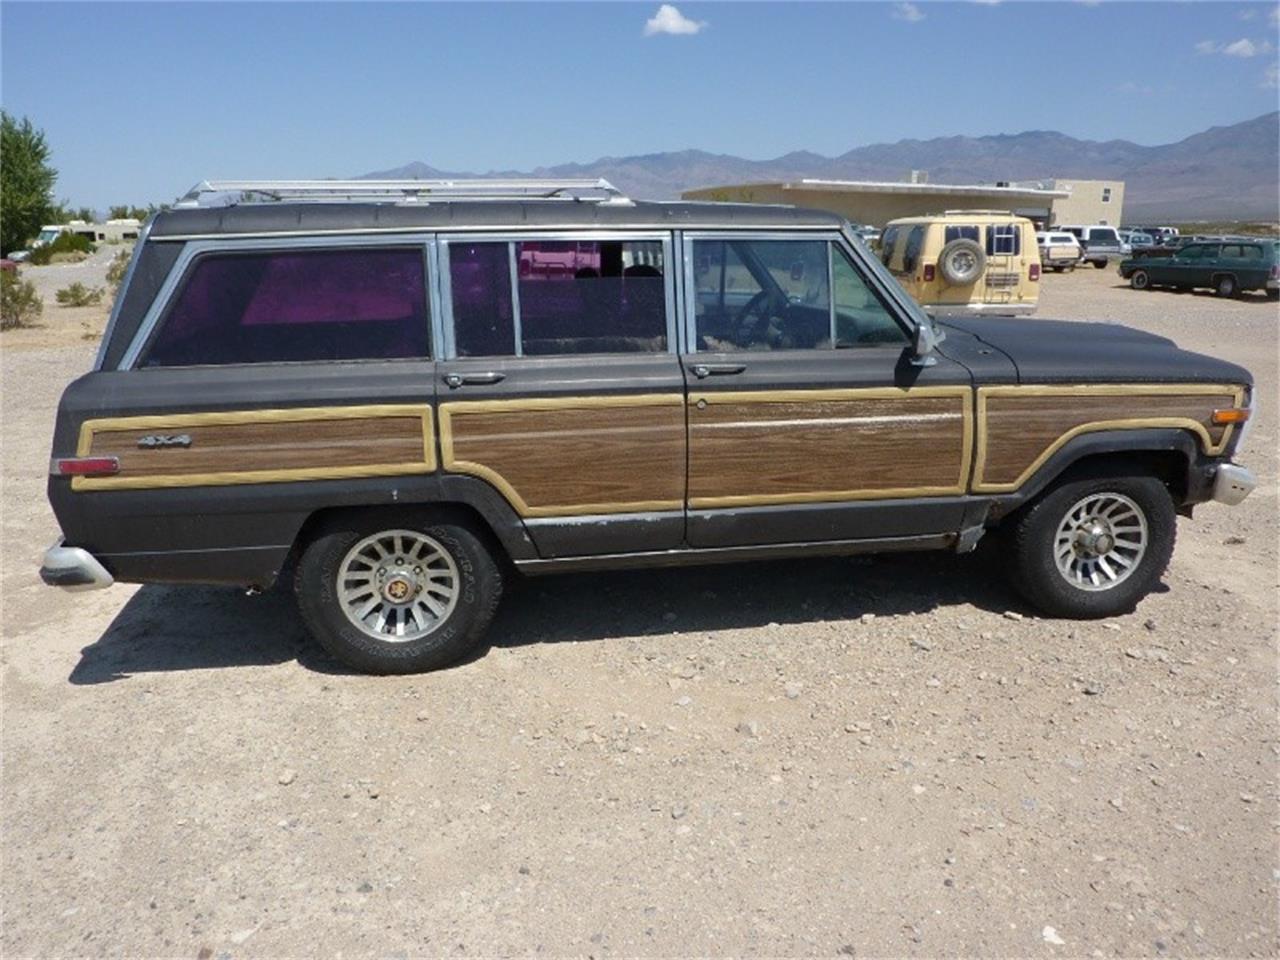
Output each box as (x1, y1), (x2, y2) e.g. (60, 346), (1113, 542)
(1029, 263), (1041, 281)
(922, 264), (936, 282)
(1270, 264), (1278, 280)
(51, 456), (120, 478)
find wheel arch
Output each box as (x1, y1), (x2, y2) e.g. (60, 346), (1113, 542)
(279, 474), (537, 585)
(986, 427), (1200, 523)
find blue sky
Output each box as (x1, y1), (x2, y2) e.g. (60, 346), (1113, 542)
(2, 1), (1278, 209)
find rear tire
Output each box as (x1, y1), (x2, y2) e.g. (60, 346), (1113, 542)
(1007, 474), (1176, 619)
(1130, 269), (1150, 290)
(1092, 259), (1108, 269)
(1215, 274), (1238, 298)
(296, 514), (503, 674)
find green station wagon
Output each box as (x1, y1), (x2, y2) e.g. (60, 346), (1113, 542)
(1119, 239), (1279, 299)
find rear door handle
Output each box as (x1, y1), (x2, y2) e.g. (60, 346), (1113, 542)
(443, 372), (506, 388)
(689, 363), (746, 379)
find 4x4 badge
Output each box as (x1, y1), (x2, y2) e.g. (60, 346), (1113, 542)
(137, 434), (192, 449)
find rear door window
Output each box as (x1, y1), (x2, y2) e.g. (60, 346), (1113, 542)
(446, 237), (669, 357)
(945, 225), (979, 244)
(143, 247), (430, 368)
(986, 225), (1020, 256)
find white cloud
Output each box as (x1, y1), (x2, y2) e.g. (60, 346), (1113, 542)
(970, 0), (1002, 5)
(643, 4), (706, 36)
(1224, 37), (1273, 56)
(892, 2), (926, 22)
(1195, 37), (1274, 57)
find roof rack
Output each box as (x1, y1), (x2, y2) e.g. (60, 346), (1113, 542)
(175, 178), (632, 208)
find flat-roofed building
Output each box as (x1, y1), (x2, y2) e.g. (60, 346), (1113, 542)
(682, 179), (1071, 229)
(1019, 178), (1126, 226)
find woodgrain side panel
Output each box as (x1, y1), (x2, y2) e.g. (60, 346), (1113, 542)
(440, 395), (686, 517)
(976, 385), (1243, 491)
(73, 405), (435, 491)
(687, 388), (971, 507)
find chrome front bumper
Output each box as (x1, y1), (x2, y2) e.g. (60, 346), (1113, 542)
(1212, 463), (1256, 506)
(39, 538), (114, 591)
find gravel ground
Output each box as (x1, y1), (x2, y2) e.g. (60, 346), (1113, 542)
(2, 265), (1277, 957)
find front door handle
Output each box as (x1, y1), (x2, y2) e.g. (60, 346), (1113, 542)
(690, 363), (746, 379)
(443, 372), (506, 388)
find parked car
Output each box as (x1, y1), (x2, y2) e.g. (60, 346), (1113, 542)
(880, 211), (1040, 316)
(1127, 226), (1179, 246)
(1035, 231), (1083, 272)
(1056, 225), (1125, 268)
(40, 178), (1256, 674)
(1120, 239), (1279, 298)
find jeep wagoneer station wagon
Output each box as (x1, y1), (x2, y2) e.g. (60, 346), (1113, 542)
(41, 179), (1257, 674)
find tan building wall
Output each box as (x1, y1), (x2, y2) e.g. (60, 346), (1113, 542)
(682, 183), (1062, 229)
(1048, 179), (1125, 227)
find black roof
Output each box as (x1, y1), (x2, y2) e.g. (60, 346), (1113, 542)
(148, 199), (846, 239)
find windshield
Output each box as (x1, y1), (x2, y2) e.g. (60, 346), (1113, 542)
(36, 228), (60, 245)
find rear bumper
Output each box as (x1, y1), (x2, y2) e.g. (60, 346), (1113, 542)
(39, 538), (114, 591)
(1211, 463), (1256, 506)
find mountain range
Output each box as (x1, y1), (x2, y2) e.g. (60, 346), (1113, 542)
(362, 111), (1279, 222)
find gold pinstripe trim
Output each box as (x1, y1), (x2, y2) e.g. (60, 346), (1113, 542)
(687, 385), (974, 508)
(972, 383), (1246, 493)
(72, 404), (436, 492)
(438, 394), (685, 518)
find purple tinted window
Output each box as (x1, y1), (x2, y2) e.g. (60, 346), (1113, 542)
(449, 242), (514, 357)
(517, 240), (666, 355)
(143, 248), (428, 367)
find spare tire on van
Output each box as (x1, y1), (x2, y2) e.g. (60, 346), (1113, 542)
(938, 238), (986, 285)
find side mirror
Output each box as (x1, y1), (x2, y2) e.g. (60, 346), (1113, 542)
(912, 321), (939, 366)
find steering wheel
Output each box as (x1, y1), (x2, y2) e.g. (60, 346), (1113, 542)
(735, 289), (785, 346)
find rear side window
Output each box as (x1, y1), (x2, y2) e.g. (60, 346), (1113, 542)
(986, 225), (1021, 256)
(143, 247), (429, 367)
(1240, 244), (1263, 260)
(447, 238), (668, 357)
(902, 226), (925, 272)
(880, 225), (900, 266)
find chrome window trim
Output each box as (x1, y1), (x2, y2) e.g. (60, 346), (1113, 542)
(436, 230), (678, 361)
(94, 218), (154, 370)
(507, 242), (524, 358)
(117, 233), (437, 370)
(425, 237), (445, 362)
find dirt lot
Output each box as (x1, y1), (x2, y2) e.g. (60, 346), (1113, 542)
(2, 262), (1277, 957)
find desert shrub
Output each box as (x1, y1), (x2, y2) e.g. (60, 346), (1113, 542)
(106, 248), (131, 290)
(55, 281), (104, 307)
(1, 272), (43, 330)
(27, 230), (94, 266)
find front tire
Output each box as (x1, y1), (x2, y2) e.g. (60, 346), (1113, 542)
(296, 515), (503, 674)
(1130, 269), (1150, 290)
(1092, 259), (1108, 269)
(1007, 475), (1176, 619)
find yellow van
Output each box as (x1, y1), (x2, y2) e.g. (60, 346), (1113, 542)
(879, 211), (1041, 316)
